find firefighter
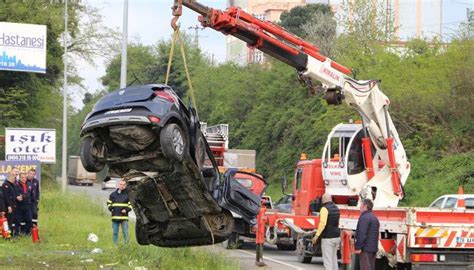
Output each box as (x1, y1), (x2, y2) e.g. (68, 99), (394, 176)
(2, 168), (22, 236)
(312, 193), (341, 270)
(16, 173), (33, 235)
(107, 179), (132, 244)
(27, 168), (40, 226)
(0, 185), (6, 216)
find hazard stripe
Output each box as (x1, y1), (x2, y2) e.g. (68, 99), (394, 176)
(415, 228), (424, 236)
(465, 231), (474, 248)
(112, 216), (128, 220)
(111, 203), (129, 207)
(456, 231), (469, 248)
(426, 228), (440, 237)
(444, 231), (457, 247)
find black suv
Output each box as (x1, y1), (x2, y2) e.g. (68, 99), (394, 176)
(80, 84), (264, 247)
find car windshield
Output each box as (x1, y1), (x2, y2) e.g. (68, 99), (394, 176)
(430, 197), (445, 208)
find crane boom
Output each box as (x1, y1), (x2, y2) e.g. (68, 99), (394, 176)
(175, 0), (410, 206)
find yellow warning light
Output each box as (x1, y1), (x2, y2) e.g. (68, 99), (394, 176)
(300, 153), (308, 160)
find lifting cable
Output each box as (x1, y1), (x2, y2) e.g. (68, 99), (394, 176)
(165, 27), (198, 113)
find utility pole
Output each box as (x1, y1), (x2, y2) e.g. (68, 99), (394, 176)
(188, 25), (204, 47)
(120, 0), (128, 89)
(61, 0), (68, 193)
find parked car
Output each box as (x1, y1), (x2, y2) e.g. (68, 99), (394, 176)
(429, 194), (474, 210)
(101, 177), (119, 190)
(80, 84), (265, 247)
(274, 194), (293, 213)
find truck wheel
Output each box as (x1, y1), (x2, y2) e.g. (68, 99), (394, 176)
(80, 136), (105, 172)
(160, 123), (187, 162)
(135, 222), (150, 245)
(277, 243), (296, 251)
(296, 238), (312, 264)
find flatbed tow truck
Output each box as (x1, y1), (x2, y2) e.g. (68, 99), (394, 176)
(173, 1), (474, 268)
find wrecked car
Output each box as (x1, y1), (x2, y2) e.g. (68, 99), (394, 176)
(80, 84), (265, 247)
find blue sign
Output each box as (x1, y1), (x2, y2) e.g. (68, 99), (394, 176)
(0, 160), (41, 185)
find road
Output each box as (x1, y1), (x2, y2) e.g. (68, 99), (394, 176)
(68, 184), (326, 270)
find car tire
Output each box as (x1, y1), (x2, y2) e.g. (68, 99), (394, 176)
(160, 123), (187, 161)
(194, 134), (206, 169)
(296, 237), (313, 264)
(80, 136), (105, 172)
(135, 222), (150, 246)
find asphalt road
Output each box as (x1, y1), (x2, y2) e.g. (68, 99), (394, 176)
(67, 184), (325, 270)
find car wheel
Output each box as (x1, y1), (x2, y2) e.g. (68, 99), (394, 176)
(296, 237), (313, 264)
(80, 136), (105, 172)
(160, 123), (187, 161)
(194, 134), (206, 169)
(135, 222), (150, 245)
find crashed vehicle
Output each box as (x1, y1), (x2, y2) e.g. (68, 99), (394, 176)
(80, 84), (265, 247)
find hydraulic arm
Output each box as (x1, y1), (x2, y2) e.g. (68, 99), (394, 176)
(173, 0), (410, 204)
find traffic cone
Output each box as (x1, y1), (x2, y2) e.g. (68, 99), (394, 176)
(458, 186), (465, 209)
(32, 225), (40, 243)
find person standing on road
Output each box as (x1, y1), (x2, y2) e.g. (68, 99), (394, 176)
(16, 173), (33, 235)
(107, 179), (132, 244)
(27, 168), (40, 226)
(355, 199), (380, 270)
(2, 168), (22, 236)
(312, 193), (341, 270)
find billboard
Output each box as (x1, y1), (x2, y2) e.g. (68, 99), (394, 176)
(0, 160), (41, 185)
(0, 22), (47, 73)
(5, 128), (56, 164)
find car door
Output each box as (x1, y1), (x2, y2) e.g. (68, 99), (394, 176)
(218, 170), (267, 225)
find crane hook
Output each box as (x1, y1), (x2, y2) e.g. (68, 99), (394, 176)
(171, 0), (183, 31)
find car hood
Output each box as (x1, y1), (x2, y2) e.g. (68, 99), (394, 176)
(92, 84), (170, 112)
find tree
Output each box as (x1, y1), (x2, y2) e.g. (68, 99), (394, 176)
(301, 11), (337, 57)
(280, 4), (332, 37)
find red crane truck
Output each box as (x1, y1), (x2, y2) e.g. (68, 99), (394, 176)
(173, 1), (474, 268)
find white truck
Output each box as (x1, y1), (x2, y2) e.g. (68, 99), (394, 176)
(68, 156), (96, 186)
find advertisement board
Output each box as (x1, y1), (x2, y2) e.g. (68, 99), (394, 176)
(0, 160), (41, 185)
(0, 22), (47, 73)
(5, 128), (56, 163)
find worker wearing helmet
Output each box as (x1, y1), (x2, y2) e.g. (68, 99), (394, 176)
(107, 179), (132, 244)
(312, 193), (341, 270)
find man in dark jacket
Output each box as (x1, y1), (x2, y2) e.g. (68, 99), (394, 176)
(312, 193), (340, 270)
(16, 173), (33, 235)
(27, 168), (40, 226)
(107, 179), (132, 244)
(355, 199), (380, 270)
(2, 169), (22, 236)
(0, 187), (6, 216)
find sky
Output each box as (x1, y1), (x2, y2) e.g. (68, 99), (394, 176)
(72, 0), (228, 109)
(72, 0), (472, 109)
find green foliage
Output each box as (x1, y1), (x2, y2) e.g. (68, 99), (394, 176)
(280, 4), (332, 37)
(401, 152), (474, 207)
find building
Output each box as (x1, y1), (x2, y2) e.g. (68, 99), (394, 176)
(226, 0), (306, 64)
(312, 0), (444, 41)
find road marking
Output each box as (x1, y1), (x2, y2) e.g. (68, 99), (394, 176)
(236, 249), (305, 270)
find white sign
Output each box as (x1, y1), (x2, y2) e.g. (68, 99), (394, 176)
(0, 22), (47, 73)
(5, 128), (56, 163)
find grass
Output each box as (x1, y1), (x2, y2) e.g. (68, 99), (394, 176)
(0, 182), (239, 270)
